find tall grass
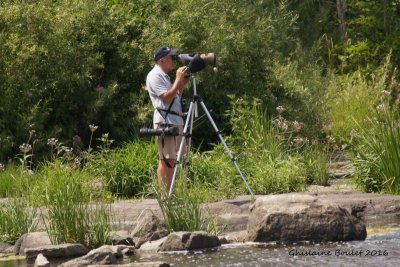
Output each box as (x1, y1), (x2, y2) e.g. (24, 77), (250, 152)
(155, 183), (203, 233)
(0, 197), (38, 243)
(41, 166), (111, 248)
(353, 110), (400, 194)
(87, 140), (158, 198)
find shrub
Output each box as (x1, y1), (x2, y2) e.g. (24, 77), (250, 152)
(87, 140), (158, 198)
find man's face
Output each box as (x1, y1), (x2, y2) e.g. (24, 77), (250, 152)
(160, 55), (176, 72)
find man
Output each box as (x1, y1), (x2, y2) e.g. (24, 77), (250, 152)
(146, 46), (190, 193)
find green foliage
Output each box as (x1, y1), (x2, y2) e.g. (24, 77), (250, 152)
(323, 57), (396, 146)
(228, 97), (314, 194)
(0, 165), (32, 198)
(41, 167), (111, 248)
(29, 161), (102, 205)
(86, 140), (158, 198)
(353, 109), (400, 194)
(156, 183), (203, 233)
(0, 197), (38, 243)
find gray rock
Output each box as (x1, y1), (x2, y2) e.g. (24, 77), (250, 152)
(134, 230), (168, 249)
(88, 262), (170, 267)
(24, 243), (88, 260)
(0, 242), (12, 253)
(138, 237), (167, 253)
(110, 230), (134, 246)
(59, 245), (134, 267)
(34, 253), (50, 267)
(131, 210), (166, 238)
(219, 230), (247, 243)
(159, 231), (221, 251)
(15, 232), (52, 255)
(246, 194), (367, 242)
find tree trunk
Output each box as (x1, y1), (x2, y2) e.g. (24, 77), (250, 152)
(336, 0), (348, 45)
(382, 0), (389, 37)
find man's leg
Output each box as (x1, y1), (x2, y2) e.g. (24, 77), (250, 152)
(157, 159), (175, 193)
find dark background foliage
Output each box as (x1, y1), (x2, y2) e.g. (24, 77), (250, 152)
(1, 0), (399, 162)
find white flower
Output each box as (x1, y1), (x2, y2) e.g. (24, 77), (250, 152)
(276, 106), (286, 114)
(47, 138), (58, 146)
(89, 124), (98, 133)
(19, 143), (32, 153)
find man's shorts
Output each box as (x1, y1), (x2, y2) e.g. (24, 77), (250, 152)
(154, 124), (186, 160)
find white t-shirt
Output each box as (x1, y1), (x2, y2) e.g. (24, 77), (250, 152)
(146, 64), (184, 126)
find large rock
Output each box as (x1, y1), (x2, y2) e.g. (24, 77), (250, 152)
(24, 243), (88, 260)
(34, 253), (50, 267)
(159, 231), (221, 252)
(59, 245), (134, 267)
(247, 194), (367, 242)
(15, 232), (52, 255)
(131, 210), (168, 249)
(88, 263), (170, 267)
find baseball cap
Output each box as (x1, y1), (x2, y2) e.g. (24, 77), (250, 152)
(154, 46), (178, 61)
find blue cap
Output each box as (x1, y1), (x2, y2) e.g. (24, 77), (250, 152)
(154, 46), (178, 61)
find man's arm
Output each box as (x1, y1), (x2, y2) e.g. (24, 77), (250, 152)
(161, 66), (190, 104)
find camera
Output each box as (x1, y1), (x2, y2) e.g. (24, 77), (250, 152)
(139, 126), (180, 138)
(173, 53), (217, 74)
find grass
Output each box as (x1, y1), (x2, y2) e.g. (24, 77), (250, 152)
(353, 110), (400, 194)
(0, 197), (38, 243)
(41, 168), (111, 248)
(155, 183), (203, 233)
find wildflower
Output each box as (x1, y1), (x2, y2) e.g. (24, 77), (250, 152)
(0, 163), (4, 172)
(19, 143), (32, 153)
(381, 90), (391, 96)
(293, 137), (305, 146)
(272, 118), (289, 132)
(376, 104), (385, 111)
(276, 106), (286, 114)
(64, 147), (73, 153)
(291, 120), (304, 132)
(47, 138), (58, 146)
(89, 124), (98, 133)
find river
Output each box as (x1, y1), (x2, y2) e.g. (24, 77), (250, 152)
(1, 215), (399, 267)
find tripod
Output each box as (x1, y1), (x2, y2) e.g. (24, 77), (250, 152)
(168, 74), (254, 197)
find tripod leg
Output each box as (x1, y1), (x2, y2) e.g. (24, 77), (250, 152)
(168, 100), (195, 197)
(198, 100), (254, 196)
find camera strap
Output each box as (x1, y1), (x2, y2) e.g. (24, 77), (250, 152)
(157, 98), (175, 123)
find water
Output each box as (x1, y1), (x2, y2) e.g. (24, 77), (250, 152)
(1, 216), (399, 267)
(137, 229), (400, 267)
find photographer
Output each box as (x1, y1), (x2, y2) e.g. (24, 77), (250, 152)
(146, 46), (190, 193)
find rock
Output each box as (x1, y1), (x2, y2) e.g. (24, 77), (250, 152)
(15, 232), (52, 255)
(134, 230), (168, 249)
(88, 262), (170, 267)
(219, 230), (247, 243)
(59, 245), (134, 267)
(159, 231), (221, 252)
(132, 210), (164, 237)
(247, 194), (367, 242)
(0, 242), (12, 253)
(131, 210), (168, 249)
(24, 243), (88, 260)
(138, 237), (168, 253)
(110, 230), (134, 246)
(34, 253), (50, 267)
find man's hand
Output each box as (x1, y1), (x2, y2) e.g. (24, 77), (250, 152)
(161, 66), (190, 104)
(176, 66), (190, 88)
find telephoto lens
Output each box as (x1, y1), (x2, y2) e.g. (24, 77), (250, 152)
(139, 126), (179, 138)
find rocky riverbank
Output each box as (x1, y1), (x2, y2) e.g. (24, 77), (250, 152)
(2, 159), (400, 267)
